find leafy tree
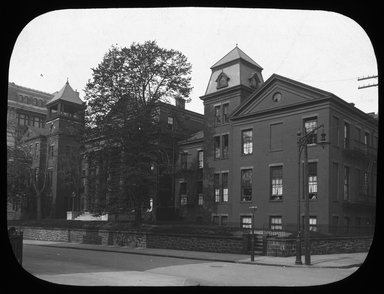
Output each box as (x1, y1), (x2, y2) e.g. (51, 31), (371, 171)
(84, 40), (193, 223)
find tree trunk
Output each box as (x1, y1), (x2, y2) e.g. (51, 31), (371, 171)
(36, 191), (42, 221)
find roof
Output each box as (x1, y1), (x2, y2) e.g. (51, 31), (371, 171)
(178, 130), (204, 145)
(8, 82), (54, 99)
(211, 46), (263, 69)
(21, 126), (50, 142)
(47, 81), (84, 106)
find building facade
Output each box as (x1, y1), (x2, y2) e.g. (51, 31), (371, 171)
(176, 46), (377, 233)
(7, 82), (53, 148)
(16, 81), (85, 219)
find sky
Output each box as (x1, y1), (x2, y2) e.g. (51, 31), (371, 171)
(9, 8), (378, 115)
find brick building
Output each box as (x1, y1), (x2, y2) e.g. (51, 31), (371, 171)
(81, 100), (204, 221)
(7, 83), (54, 219)
(176, 46), (377, 233)
(16, 81), (85, 219)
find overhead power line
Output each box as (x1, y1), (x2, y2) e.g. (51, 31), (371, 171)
(357, 75), (378, 90)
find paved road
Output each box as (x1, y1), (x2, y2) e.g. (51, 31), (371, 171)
(23, 244), (358, 286)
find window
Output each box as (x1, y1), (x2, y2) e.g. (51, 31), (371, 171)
(214, 173), (220, 202)
(212, 215), (220, 225)
(364, 132), (370, 146)
(242, 129), (253, 155)
(49, 144), (54, 158)
(180, 195), (187, 206)
(198, 150), (204, 168)
(344, 122), (350, 149)
(197, 181), (203, 205)
(241, 169), (252, 201)
(222, 134), (229, 159)
(343, 166), (350, 200)
(214, 136), (221, 159)
(272, 92), (282, 103)
(167, 116), (174, 129)
(181, 152), (188, 169)
(333, 117), (340, 146)
(17, 113), (28, 126)
(302, 216), (318, 232)
(198, 194), (204, 206)
(270, 166), (283, 200)
(332, 163), (339, 201)
(240, 216), (252, 229)
(304, 118), (317, 144)
(222, 103), (229, 123)
(216, 73), (229, 89)
(309, 217), (317, 232)
(222, 172), (229, 202)
(364, 132), (370, 155)
(29, 144), (33, 155)
(308, 162), (318, 200)
(180, 182), (187, 206)
(214, 105), (221, 125)
(221, 215), (228, 226)
(179, 182), (187, 195)
(270, 216), (282, 230)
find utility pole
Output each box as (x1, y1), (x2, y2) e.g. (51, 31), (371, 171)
(358, 75), (378, 89)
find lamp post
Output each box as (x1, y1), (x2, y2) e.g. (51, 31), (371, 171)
(296, 124), (327, 265)
(249, 205), (258, 262)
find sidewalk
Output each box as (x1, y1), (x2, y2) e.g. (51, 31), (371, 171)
(23, 239), (367, 269)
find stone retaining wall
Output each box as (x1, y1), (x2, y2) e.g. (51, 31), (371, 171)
(265, 236), (373, 257)
(15, 226), (372, 256)
(15, 226), (245, 254)
(146, 233), (246, 254)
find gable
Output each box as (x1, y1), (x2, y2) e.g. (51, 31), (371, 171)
(231, 74), (333, 118)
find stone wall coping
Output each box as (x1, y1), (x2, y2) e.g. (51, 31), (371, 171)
(15, 225), (243, 240)
(266, 236), (373, 242)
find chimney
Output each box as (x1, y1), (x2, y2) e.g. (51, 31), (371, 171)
(175, 97), (185, 109)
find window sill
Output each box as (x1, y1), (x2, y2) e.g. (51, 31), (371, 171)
(240, 153), (253, 157)
(270, 149), (283, 153)
(270, 198), (283, 202)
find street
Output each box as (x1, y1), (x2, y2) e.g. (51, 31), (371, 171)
(22, 244), (358, 286)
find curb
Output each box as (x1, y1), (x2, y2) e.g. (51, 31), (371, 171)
(236, 260), (362, 269)
(24, 241), (363, 269)
(25, 241), (243, 264)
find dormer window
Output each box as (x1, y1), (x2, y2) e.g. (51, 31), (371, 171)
(249, 72), (261, 89)
(216, 72), (229, 89)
